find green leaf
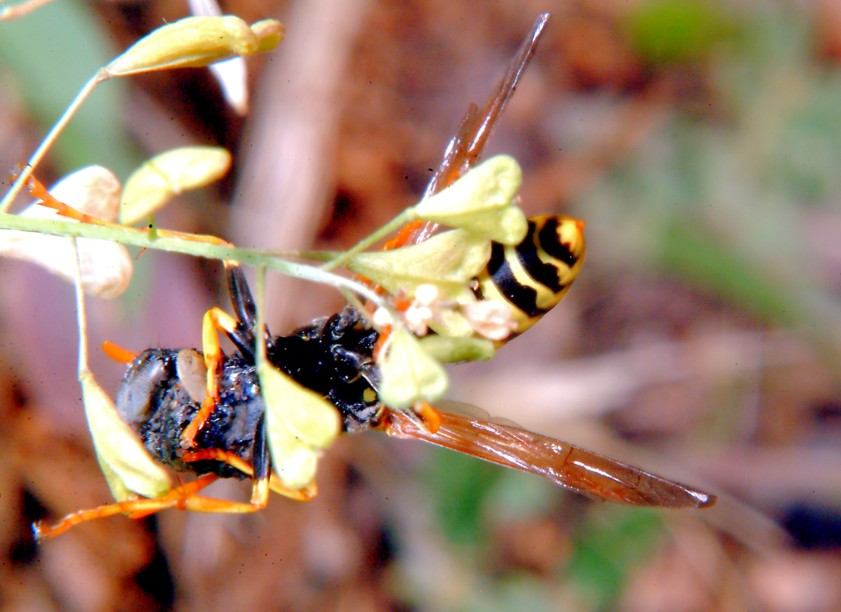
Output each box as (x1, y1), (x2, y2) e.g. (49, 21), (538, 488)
(657, 224), (800, 325)
(625, 0), (736, 66)
(567, 507), (663, 609)
(424, 448), (503, 546)
(0, 0), (138, 175)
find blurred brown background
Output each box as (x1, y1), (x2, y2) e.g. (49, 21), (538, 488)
(3, 0), (841, 610)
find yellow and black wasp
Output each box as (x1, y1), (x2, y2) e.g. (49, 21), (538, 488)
(34, 13), (714, 540)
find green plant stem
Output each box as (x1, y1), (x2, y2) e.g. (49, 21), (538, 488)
(255, 266), (267, 367)
(71, 237), (90, 375)
(320, 211), (412, 271)
(0, 212), (387, 307)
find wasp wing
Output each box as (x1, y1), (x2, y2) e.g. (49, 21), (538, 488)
(400, 13), (550, 248)
(381, 404), (715, 509)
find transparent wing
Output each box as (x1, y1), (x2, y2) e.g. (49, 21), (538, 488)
(381, 404), (715, 509)
(400, 13), (550, 248)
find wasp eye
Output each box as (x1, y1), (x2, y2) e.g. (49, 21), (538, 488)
(115, 351), (169, 424)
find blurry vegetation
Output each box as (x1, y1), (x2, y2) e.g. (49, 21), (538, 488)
(625, 0), (736, 66)
(0, 0), (139, 175)
(2, 1), (841, 611)
(566, 508), (663, 610)
(582, 4), (841, 367)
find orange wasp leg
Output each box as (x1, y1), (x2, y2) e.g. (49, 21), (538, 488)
(34, 466), (277, 541)
(151, 261), (257, 446)
(101, 340), (138, 364)
(181, 307), (240, 445)
(381, 220), (426, 251)
(414, 401), (442, 434)
(16, 170), (111, 226)
(32, 474), (218, 540)
(183, 449), (317, 502)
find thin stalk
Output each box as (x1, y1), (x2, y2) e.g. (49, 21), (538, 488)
(320, 211), (412, 272)
(71, 237), (90, 375)
(255, 266), (267, 367)
(0, 212), (387, 309)
(1, 70), (106, 213)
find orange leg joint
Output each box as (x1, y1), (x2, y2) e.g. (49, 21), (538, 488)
(183, 449), (317, 502)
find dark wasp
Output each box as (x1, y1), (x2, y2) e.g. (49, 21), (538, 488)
(34, 13), (715, 540)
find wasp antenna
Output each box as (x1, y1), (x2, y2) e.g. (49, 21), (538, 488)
(225, 261), (257, 330)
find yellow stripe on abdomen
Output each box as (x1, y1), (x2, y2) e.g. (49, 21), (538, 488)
(475, 215), (585, 337)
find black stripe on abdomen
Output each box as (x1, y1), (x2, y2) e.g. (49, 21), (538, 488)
(537, 217), (577, 267)
(486, 242), (546, 318)
(515, 221), (564, 293)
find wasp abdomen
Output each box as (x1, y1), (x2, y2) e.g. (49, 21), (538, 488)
(475, 215), (585, 335)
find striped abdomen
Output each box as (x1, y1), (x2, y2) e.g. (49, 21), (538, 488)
(475, 215), (585, 337)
